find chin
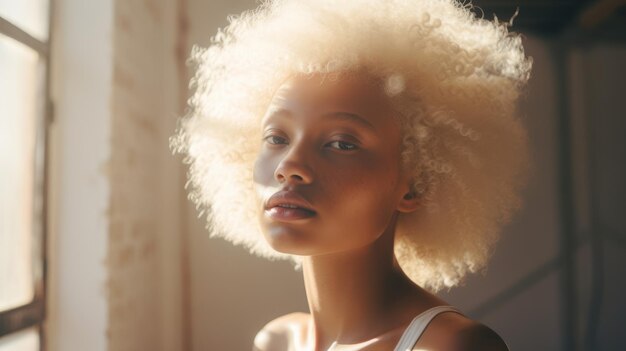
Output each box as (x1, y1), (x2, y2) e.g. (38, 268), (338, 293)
(262, 227), (314, 255)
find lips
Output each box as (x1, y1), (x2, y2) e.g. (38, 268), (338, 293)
(265, 190), (316, 221)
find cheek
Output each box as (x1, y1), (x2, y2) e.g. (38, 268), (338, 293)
(324, 159), (400, 233)
(253, 152), (276, 186)
(334, 153), (400, 197)
(253, 153), (279, 213)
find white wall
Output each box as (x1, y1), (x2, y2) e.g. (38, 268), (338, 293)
(48, 1), (112, 350)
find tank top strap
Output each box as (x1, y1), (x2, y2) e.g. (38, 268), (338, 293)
(393, 305), (463, 351)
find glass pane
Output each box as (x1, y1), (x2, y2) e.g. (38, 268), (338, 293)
(0, 34), (44, 312)
(0, 328), (39, 351)
(0, 0), (49, 41)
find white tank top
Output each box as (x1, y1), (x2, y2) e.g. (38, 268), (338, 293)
(393, 305), (463, 351)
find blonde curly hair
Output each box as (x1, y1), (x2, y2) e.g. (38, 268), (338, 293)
(170, 0), (533, 292)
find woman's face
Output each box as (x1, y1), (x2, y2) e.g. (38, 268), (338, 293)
(253, 73), (416, 256)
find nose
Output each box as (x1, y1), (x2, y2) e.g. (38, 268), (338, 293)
(274, 144), (314, 185)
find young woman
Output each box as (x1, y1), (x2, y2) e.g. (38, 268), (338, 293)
(172, 1), (533, 350)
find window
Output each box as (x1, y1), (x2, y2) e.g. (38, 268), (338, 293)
(0, 0), (52, 349)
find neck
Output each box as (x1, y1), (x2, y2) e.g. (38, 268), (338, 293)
(302, 215), (411, 350)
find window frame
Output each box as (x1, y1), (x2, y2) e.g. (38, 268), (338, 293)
(0, 2), (53, 349)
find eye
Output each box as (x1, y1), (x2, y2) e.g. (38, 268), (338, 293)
(327, 140), (358, 151)
(263, 134), (288, 145)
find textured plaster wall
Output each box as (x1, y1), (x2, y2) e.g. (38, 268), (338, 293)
(49, 0), (189, 350)
(107, 0), (187, 350)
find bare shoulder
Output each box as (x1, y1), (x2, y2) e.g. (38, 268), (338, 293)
(252, 312), (309, 351)
(417, 311), (509, 351)
(452, 320), (509, 351)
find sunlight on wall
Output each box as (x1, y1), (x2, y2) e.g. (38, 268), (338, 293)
(0, 328), (39, 351)
(0, 0), (49, 40)
(0, 34), (39, 312)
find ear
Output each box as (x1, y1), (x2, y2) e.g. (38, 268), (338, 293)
(397, 191), (421, 213)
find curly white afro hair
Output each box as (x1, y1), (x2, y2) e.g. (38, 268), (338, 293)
(171, 0), (533, 292)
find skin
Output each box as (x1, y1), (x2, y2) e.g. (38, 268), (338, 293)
(252, 72), (508, 351)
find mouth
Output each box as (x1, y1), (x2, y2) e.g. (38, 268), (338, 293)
(264, 191), (317, 221)
(265, 205), (316, 221)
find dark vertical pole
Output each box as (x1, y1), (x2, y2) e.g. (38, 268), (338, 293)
(41, 0), (56, 350)
(582, 42), (604, 351)
(552, 35), (578, 351)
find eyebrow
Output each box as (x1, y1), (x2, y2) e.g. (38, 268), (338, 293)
(326, 112), (376, 131)
(264, 109), (376, 131)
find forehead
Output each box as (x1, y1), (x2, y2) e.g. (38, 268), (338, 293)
(265, 73), (394, 124)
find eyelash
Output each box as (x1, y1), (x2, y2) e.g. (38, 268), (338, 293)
(264, 135), (288, 145)
(262, 135), (358, 151)
(327, 140), (358, 151)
